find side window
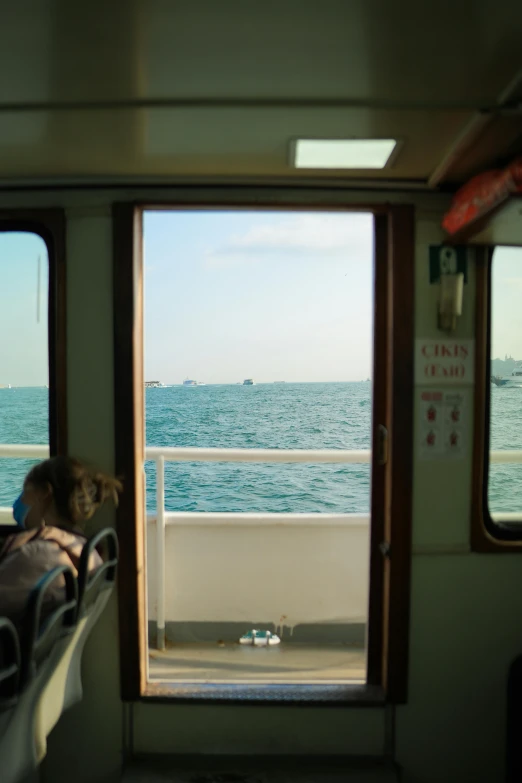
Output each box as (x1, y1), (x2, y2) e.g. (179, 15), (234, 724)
(0, 217), (66, 529)
(487, 246), (522, 538)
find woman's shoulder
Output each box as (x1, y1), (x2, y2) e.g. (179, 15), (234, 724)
(0, 526), (42, 558)
(38, 525), (87, 547)
(0, 524), (102, 575)
(1, 525), (87, 562)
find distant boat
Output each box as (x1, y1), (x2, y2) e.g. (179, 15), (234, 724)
(243, 378), (254, 386)
(492, 371), (522, 387)
(183, 379), (198, 387)
(491, 359), (522, 387)
(145, 381), (166, 388)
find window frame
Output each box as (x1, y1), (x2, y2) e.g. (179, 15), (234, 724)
(471, 245), (522, 552)
(113, 195), (414, 705)
(0, 209), (67, 536)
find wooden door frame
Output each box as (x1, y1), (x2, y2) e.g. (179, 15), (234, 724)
(113, 196), (414, 704)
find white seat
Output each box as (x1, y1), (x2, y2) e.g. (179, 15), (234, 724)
(0, 565), (78, 783)
(34, 528), (118, 759)
(0, 528), (118, 783)
(63, 527), (118, 710)
(0, 616), (21, 709)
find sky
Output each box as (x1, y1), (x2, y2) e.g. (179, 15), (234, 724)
(143, 210), (374, 384)
(491, 246), (522, 360)
(0, 212), (374, 387)
(9, 214), (521, 385)
(0, 232), (48, 386)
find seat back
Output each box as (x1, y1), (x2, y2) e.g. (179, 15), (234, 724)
(77, 527), (118, 616)
(0, 532), (119, 783)
(20, 564), (78, 686)
(34, 528), (119, 761)
(62, 528), (118, 710)
(0, 565), (78, 783)
(0, 617), (21, 710)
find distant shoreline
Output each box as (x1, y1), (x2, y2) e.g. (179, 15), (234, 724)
(3, 380), (372, 388)
(143, 380), (372, 387)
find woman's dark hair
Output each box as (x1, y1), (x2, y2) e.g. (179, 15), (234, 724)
(25, 456), (122, 526)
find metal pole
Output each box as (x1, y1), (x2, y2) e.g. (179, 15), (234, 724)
(36, 255), (41, 323)
(155, 455), (166, 650)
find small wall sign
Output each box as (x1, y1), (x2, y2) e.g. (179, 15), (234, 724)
(418, 389), (467, 460)
(429, 245), (468, 284)
(415, 339), (474, 386)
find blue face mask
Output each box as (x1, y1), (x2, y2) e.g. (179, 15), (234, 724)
(13, 493), (30, 528)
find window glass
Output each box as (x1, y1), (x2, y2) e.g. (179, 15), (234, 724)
(488, 246), (522, 527)
(142, 210), (374, 687)
(0, 232), (49, 522)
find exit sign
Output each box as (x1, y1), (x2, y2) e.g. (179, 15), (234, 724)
(415, 339), (475, 386)
(429, 245), (468, 284)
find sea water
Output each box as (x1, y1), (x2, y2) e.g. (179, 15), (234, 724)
(0, 383), (520, 514)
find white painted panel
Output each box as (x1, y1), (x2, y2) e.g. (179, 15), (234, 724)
(397, 554), (522, 783)
(146, 520), (369, 627)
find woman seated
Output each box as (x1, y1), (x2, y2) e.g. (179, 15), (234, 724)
(0, 456), (122, 631)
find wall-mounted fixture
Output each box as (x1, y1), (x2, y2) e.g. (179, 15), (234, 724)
(438, 247), (464, 332)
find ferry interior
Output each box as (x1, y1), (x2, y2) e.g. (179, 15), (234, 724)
(2, 1), (522, 782)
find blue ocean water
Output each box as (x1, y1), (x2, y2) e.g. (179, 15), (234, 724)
(0, 387), (49, 506)
(0, 383), (520, 514)
(144, 382), (371, 514)
(488, 386), (522, 512)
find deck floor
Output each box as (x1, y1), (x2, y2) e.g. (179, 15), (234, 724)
(148, 642), (366, 684)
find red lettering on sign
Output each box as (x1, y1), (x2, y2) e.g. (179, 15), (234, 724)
(424, 363), (465, 379)
(420, 343), (469, 364)
(421, 392), (443, 402)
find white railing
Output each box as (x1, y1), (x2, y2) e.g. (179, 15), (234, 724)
(0, 444), (50, 459)
(145, 447), (371, 463)
(2, 444), (522, 649)
(147, 512), (369, 527)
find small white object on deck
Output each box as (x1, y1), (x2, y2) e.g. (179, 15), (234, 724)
(239, 629), (281, 646)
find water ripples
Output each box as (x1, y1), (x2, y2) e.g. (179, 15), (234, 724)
(145, 382), (372, 514)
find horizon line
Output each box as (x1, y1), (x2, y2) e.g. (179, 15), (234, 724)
(1, 379), (372, 388)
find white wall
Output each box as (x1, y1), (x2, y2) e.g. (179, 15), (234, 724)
(389, 217), (522, 783)
(43, 206), (123, 783)
(146, 519), (369, 629)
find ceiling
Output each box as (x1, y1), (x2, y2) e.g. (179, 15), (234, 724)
(0, 0), (521, 186)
